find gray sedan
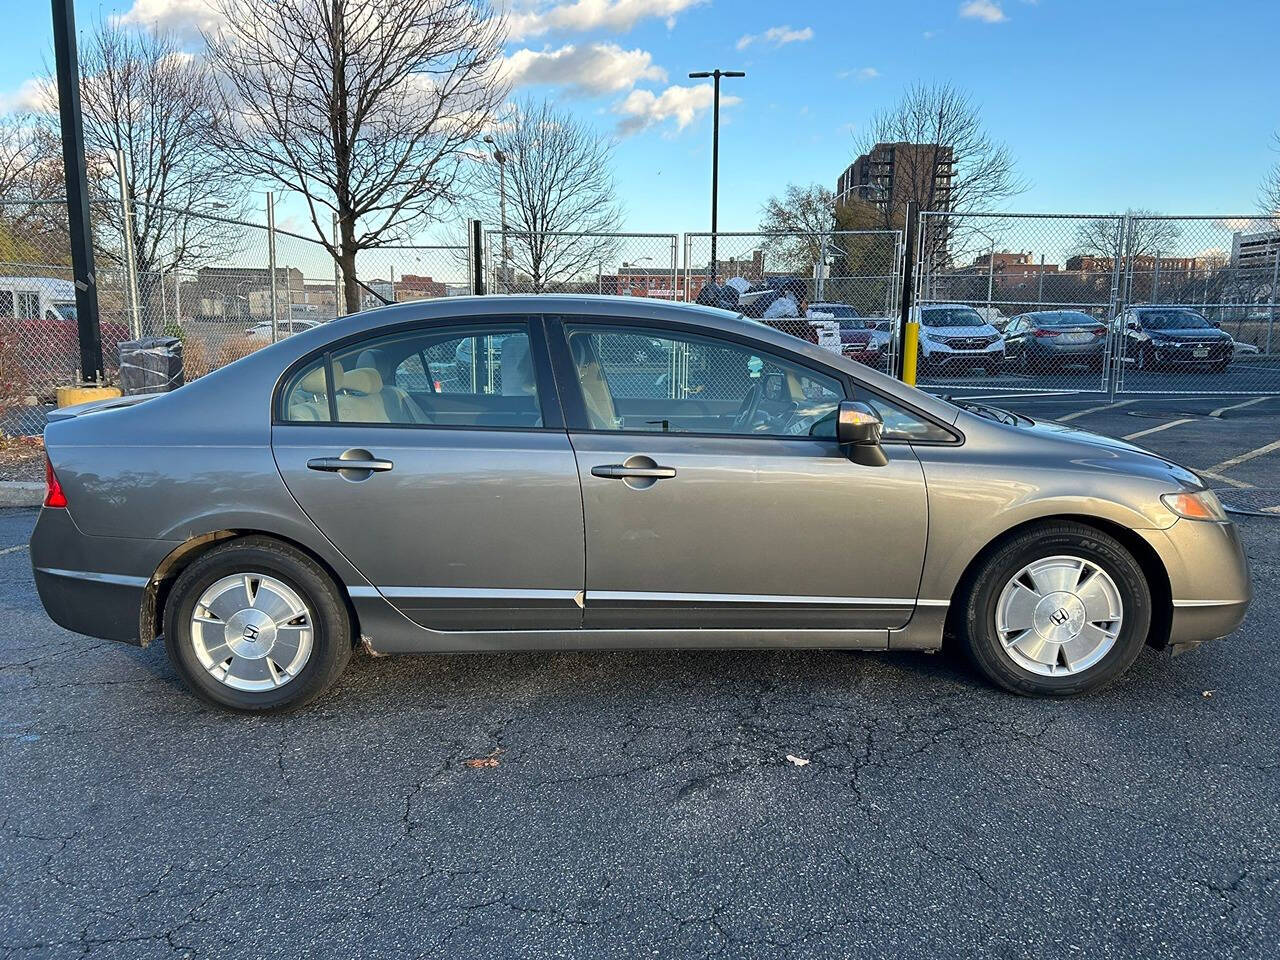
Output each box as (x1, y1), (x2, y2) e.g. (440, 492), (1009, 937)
(32, 297), (1251, 711)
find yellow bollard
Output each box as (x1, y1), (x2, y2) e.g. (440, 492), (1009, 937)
(901, 321), (920, 386)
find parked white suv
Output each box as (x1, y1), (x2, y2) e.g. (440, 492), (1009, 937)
(917, 304), (1006, 376)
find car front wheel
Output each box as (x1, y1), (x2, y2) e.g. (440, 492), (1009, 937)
(961, 522), (1152, 696)
(163, 537), (353, 712)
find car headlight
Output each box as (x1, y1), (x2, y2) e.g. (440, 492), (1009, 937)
(1161, 490), (1228, 522)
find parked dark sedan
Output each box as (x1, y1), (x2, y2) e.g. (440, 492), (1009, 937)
(1003, 311), (1108, 373)
(32, 297), (1250, 712)
(1118, 307), (1233, 373)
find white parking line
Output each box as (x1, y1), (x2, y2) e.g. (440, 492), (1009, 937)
(0, 544), (28, 556)
(1057, 400), (1137, 422)
(1210, 396), (1267, 417)
(1206, 439), (1280, 474)
(1199, 470), (1255, 490)
(1123, 418), (1195, 441)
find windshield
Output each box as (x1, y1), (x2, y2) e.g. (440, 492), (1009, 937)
(54, 302), (77, 322)
(1139, 310), (1213, 330)
(1033, 311), (1095, 327)
(922, 307), (985, 328)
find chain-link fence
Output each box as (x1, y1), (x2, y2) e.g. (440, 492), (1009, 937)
(683, 230), (903, 375)
(916, 212), (1123, 393)
(484, 231), (679, 298)
(1113, 215), (1280, 395)
(915, 211), (1280, 397)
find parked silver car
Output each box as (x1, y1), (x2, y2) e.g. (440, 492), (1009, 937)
(32, 297), (1250, 711)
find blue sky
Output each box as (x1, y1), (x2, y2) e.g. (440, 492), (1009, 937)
(3, 0), (1278, 239)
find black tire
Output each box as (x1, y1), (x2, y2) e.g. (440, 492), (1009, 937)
(1136, 344), (1153, 372)
(960, 521), (1152, 697)
(163, 536), (353, 712)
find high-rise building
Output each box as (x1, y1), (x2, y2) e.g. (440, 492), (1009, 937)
(835, 142), (955, 213)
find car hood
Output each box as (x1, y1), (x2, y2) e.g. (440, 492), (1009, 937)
(922, 324), (998, 337)
(1025, 415), (1204, 486)
(1146, 327), (1230, 340)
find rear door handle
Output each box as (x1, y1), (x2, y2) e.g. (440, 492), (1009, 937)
(307, 455), (394, 473)
(591, 464), (676, 480)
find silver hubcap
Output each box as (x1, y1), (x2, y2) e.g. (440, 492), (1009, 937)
(190, 574), (314, 691)
(995, 555), (1123, 677)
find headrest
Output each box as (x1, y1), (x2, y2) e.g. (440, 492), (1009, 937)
(298, 359), (339, 395)
(342, 367), (383, 395)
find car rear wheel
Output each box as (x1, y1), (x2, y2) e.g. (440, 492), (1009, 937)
(163, 537), (353, 712)
(960, 522), (1152, 696)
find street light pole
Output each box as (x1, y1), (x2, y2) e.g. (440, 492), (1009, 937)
(689, 69), (744, 284)
(483, 135), (509, 293)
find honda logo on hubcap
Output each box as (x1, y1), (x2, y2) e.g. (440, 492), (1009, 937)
(1050, 608), (1071, 626)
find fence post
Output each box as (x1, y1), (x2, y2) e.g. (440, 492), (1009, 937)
(467, 219), (486, 295)
(1268, 243), (1278, 356)
(1105, 215), (1132, 398)
(267, 192), (279, 343)
(115, 149), (142, 340)
(52, 0), (103, 383)
(895, 202), (918, 382)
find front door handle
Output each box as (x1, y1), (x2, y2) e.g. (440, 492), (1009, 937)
(591, 464), (676, 480)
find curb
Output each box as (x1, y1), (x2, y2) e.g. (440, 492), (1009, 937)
(0, 482), (46, 507)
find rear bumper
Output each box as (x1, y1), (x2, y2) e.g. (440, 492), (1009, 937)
(30, 507), (175, 644)
(1136, 519), (1252, 648)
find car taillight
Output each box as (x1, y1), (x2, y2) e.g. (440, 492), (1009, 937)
(1033, 328), (1058, 338)
(44, 456), (67, 509)
(1091, 326), (1107, 336)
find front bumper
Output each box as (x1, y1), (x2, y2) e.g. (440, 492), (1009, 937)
(1147, 340), (1232, 365)
(1136, 518), (1252, 649)
(30, 507), (175, 644)
(924, 342), (1005, 364)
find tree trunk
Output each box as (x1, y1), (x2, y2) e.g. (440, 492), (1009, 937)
(337, 214), (360, 314)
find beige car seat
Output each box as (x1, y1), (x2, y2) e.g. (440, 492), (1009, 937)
(568, 334), (618, 429)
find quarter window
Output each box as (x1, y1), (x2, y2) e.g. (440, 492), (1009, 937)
(563, 323), (845, 437)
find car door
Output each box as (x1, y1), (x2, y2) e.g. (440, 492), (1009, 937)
(271, 317), (585, 632)
(548, 316), (932, 634)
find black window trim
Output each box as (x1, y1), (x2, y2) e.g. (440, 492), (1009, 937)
(272, 314), (566, 432)
(543, 313), (962, 446)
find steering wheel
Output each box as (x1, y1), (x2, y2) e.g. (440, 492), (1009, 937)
(730, 381), (764, 433)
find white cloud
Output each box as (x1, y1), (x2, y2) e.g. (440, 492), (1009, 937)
(736, 25), (814, 51)
(959, 1), (1007, 23)
(0, 77), (55, 115)
(613, 83), (739, 136)
(837, 67), (879, 81)
(508, 0), (710, 41)
(114, 0), (222, 41)
(502, 43), (665, 97)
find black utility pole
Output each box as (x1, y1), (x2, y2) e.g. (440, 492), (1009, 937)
(52, 0), (102, 382)
(688, 69), (744, 284)
(895, 202), (918, 381)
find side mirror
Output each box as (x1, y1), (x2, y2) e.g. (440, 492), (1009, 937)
(837, 400), (883, 446)
(1126, 320), (1140, 331)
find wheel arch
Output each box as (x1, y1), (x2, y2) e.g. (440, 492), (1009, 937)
(942, 514), (1173, 651)
(141, 530), (361, 647)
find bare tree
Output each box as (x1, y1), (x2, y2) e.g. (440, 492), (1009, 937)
(1261, 133), (1280, 219)
(472, 98), (622, 293)
(1073, 210), (1181, 262)
(72, 21), (242, 311)
(207, 0), (506, 312)
(853, 83), (1023, 224)
(758, 183), (838, 274)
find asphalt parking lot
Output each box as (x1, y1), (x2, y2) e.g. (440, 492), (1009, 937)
(2, 393), (1279, 959)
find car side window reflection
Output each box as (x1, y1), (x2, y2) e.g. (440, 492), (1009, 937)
(856, 392), (955, 443)
(563, 323), (845, 437)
